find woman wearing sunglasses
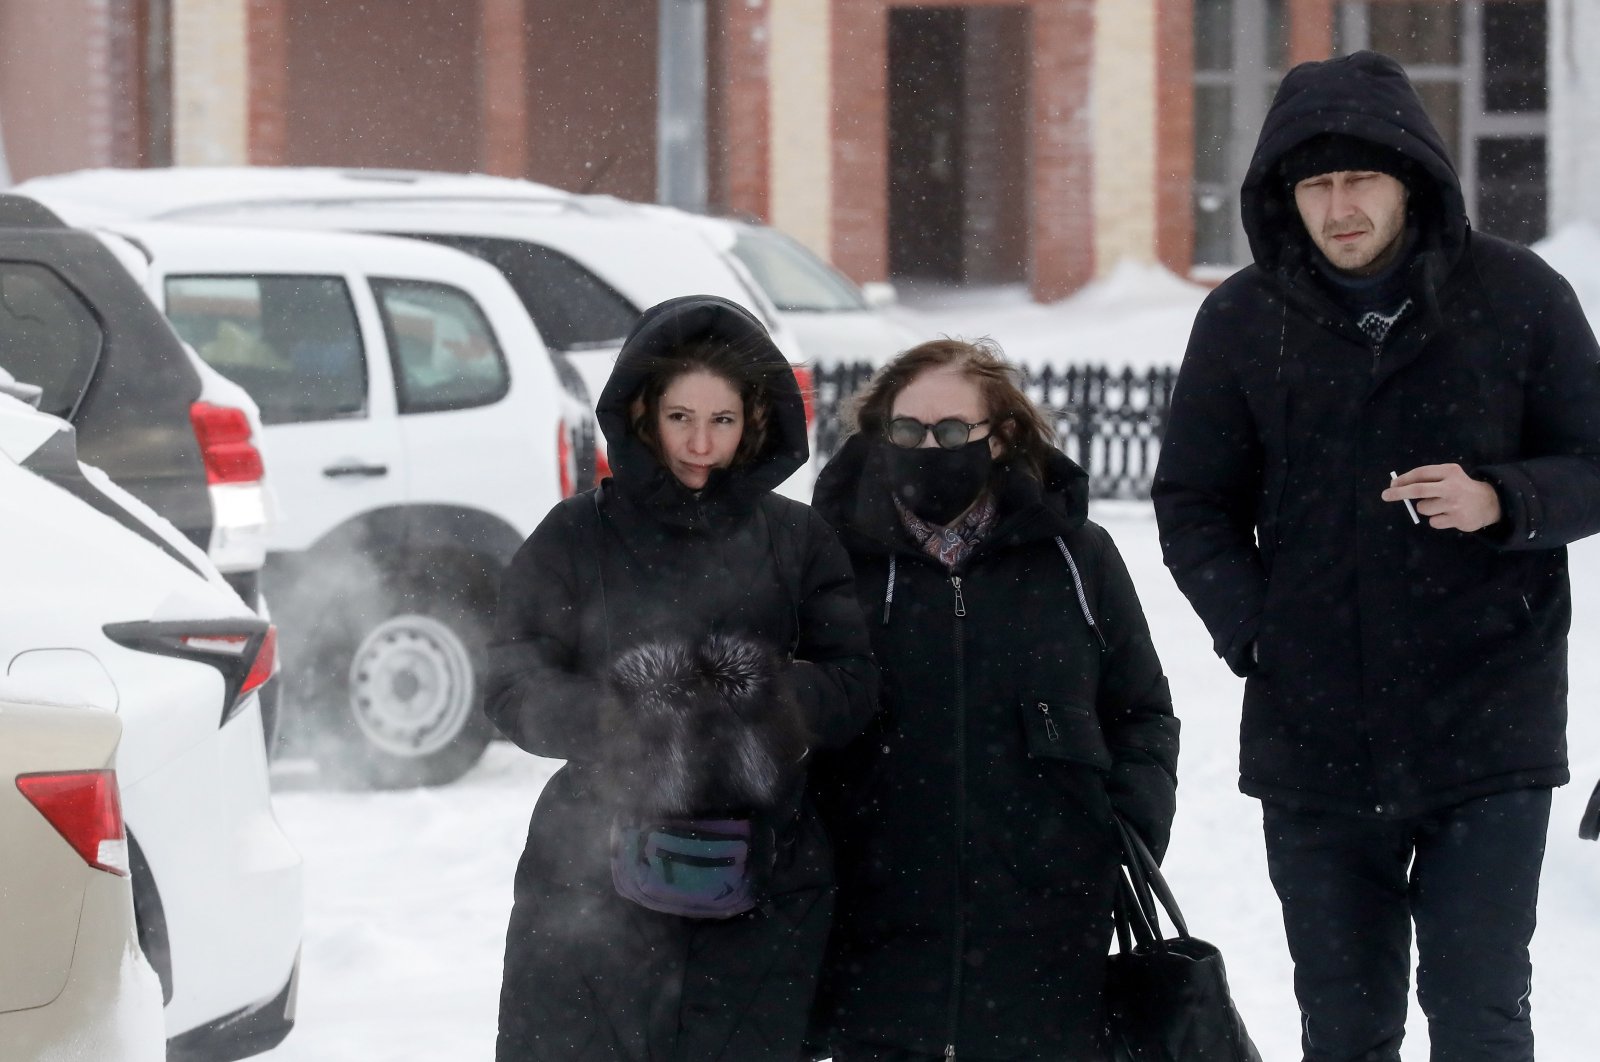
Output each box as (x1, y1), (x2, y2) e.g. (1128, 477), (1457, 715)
(808, 338), (1180, 1061)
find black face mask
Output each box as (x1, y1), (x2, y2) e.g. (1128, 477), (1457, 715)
(884, 437), (993, 526)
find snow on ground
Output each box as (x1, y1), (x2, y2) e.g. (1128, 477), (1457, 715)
(259, 243), (1600, 1060)
(259, 507), (1600, 1062)
(883, 260), (1208, 370)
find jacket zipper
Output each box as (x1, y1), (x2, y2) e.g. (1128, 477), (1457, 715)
(1038, 701), (1060, 741)
(946, 574), (968, 1058)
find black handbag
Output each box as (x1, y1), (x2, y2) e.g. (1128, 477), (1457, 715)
(1105, 817), (1262, 1062)
(1581, 778), (1600, 840)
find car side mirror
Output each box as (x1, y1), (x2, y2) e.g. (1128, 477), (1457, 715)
(860, 281), (899, 310)
(0, 377), (44, 408)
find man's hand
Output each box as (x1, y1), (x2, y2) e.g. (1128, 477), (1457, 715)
(1382, 464), (1502, 532)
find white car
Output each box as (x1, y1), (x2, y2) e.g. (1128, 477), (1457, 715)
(0, 386), (302, 1060)
(0, 197), (279, 748)
(104, 220), (600, 788)
(644, 208), (922, 367)
(17, 166), (825, 499)
(1, 682), (166, 1062)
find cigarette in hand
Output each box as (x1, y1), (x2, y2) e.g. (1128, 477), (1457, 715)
(1390, 471), (1420, 525)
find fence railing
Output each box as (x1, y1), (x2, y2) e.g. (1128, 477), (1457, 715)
(811, 362), (1178, 500)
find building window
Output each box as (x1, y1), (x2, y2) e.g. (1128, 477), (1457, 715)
(1192, 0), (1290, 268)
(1193, 0), (1548, 267)
(1335, 0), (1547, 244)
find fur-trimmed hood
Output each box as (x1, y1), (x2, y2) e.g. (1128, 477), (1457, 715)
(600, 632), (810, 816)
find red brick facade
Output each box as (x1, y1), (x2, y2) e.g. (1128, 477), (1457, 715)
(710, 0), (772, 222)
(830, 2), (893, 285)
(825, 0), (1096, 300)
(1026, 0), (1096, 300)
(481, 0), (529, 178)
(246, 0), (289, 165)
(7, 0), (1373, 297)
(1156, 0), (1195, 275)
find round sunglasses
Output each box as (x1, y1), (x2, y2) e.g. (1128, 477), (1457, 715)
(885, 416), (991, 450)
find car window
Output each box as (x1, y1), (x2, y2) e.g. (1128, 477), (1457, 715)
(730, 230), (867, 313)
(165, 275), (366, 425)
(371, 278), (509, 414)
(393, 234), (637, 351)
(0, 261), (104, 418)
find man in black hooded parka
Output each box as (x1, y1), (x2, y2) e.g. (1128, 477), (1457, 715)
(1154, 51), (1600, 1061)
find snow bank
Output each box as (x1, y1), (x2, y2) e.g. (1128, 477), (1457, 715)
(1535, 221), (1600, 324)
(889, 259), (1207, 371)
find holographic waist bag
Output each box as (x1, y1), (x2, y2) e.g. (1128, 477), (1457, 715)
(610, 817), (772, 919)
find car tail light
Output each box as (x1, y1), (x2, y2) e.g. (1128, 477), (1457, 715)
(17, 770), (128, 876)
(557, 419), (576, 498)
(189, 401), (265, 485)
(103, 619), (274, 728)
(792, 365), (816, 430)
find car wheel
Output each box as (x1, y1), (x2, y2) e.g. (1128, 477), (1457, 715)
(307, 590), (495, 789)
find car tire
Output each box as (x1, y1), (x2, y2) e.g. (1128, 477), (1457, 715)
(302, 584), (495, 790)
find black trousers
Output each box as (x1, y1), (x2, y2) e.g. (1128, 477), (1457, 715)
(1262, 788), (1551, 1062)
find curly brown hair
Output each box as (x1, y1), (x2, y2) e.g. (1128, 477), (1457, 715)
(628, 341), (784, 469)
(845, 337), (1057, 480)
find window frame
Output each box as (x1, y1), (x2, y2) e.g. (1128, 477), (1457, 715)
(163, 272), (371, 426)
(368, 276), (511, 416)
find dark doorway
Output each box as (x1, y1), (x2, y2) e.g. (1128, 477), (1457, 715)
(888, 6), (1029, 286)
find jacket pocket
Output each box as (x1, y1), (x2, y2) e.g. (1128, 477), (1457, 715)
(1019, 697), (1112, 771)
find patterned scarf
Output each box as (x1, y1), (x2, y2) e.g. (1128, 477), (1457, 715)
(894, 492), (998, 570)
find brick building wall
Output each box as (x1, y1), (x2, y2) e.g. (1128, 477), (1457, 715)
(709, 0), (772, 221)
(0, 0), (118, 181)
(522, 0), (656, 201)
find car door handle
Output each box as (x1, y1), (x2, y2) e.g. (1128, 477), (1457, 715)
(322, 462), (389, 479)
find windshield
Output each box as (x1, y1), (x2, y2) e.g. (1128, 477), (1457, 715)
(730, 229), (866, 313)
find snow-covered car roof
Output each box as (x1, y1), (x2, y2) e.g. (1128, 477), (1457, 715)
(16, 166), (810, 361)
(17, 166), (571, 227)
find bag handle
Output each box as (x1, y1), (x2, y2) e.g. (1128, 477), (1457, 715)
(1580, 778), (1600, 841)
(1112, 815), (1192, 953)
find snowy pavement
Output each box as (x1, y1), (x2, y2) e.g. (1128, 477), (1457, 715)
(259, 500), (1600, 1062)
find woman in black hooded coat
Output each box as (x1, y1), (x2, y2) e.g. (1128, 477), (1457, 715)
(809, 339), (1179, 1060)
(484, 295), (878, 1061)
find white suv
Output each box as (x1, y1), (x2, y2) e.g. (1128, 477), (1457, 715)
(111, 221), (599, 788)
(18, 166), (824, 498)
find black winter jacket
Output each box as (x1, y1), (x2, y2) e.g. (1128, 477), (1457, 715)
(484, 296), (878, 1061)
(1153, 51), (1600, 817)
(811, 437), (1178, 1059)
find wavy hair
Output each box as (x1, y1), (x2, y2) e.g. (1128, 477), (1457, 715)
(845, 337), (1057, 480)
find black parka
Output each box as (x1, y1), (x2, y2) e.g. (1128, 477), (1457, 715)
(484, 296), (878, 1061)
(1153, 51), (1600, 817)
(810, 437), (1178, 1059)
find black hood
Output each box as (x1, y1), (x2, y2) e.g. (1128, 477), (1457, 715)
(812, 432), (1090, 555)
(1241, 51), (1467, 276)
(597, 295), (807, 521)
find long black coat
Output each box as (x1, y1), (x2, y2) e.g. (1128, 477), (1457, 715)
(810, 439), (1178, 1059)
(1153, 51), (1600, 817)
(484, 296), (878, 1061)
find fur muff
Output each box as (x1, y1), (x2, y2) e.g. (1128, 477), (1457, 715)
(600, 633), (810, 815)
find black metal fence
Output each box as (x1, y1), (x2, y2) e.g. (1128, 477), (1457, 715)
(812, 362), (1178, 500)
